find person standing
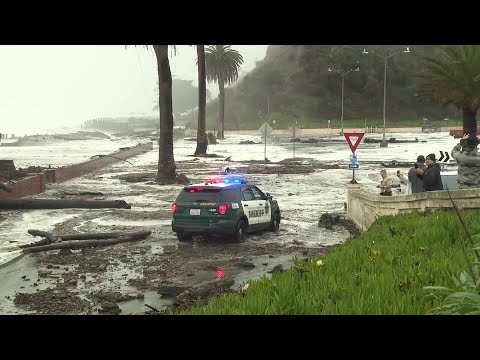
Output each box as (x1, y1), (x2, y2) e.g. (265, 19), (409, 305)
(416, 153), (443, 191)
(408, 155), (427, 194)
(377, 169), (393, 196)
(395, 170), (410, 195)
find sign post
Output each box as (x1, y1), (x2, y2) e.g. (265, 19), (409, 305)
(288, 125), (300, 159)
(344, 132), (365, 184)
(258, 122), (274, 166)
(349, 153), (359, 183)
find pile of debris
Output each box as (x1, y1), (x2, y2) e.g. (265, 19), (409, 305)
(318, 212), (360, 237)
(0, 160), (47, 182)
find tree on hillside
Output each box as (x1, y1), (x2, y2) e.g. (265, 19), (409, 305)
(195, 45), (459, 131)
(417, 45), (480, 188)
(417, 45), (480, 137)
(205, 45), (244, 139)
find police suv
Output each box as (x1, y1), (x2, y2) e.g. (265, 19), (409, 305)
(171, 176), (281, 243)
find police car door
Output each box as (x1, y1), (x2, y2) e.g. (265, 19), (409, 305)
(250, 186), (271, 226)
(241, 186), (259, 225)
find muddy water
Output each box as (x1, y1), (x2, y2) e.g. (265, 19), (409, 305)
(0, 131), (460, 314)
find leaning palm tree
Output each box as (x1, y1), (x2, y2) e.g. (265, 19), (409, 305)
(205, 45), (244, 139)
(194, 45), (208, 155)
(417, 45), (480, 137)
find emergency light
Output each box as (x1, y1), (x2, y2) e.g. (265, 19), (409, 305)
(206, 176), (247, 184)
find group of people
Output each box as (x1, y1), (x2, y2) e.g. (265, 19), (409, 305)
(377, 153), (443, 196)
(374, 132), (480, 196)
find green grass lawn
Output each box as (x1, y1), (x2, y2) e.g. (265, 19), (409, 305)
(183, 210), (480, 315)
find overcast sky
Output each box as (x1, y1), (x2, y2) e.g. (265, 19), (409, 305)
(0, 45), (268, 133)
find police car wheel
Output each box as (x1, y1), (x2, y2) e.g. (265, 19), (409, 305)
(232, 220), (247, 243)
(177, 232), (193, 242)
(269, 212), (280, 232)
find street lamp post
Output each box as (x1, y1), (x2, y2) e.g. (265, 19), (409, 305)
(328, 67), (360, 135)
(362, 47), (410, 147)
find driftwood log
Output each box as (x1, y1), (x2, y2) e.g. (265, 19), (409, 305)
(21, 230), (151, 253)
(20, 238), (52, 248)
(27, 229), (61, 244)
(20, 229), (113, 248)
(0, 199), (131, 210)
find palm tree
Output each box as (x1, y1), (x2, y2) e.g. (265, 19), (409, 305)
(417, 45), (480, 138)
(194, 45), (208, 155)
(151, 45), (177, 181)
(205, 45), (244, 139)
(130, 45), (177, 181)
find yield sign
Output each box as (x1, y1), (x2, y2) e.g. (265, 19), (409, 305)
(344, 132), (365, 153)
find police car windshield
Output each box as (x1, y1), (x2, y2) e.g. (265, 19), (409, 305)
(177, 188), (237, 203)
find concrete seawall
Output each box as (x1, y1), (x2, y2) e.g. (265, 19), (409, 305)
(0, 142), (153, 200)
(346, 183), (480, 232)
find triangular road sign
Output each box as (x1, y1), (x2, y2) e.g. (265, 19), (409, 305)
(258, 122), (274, 137)
(344, 132), (365, 153)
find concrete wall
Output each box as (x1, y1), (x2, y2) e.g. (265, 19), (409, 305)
(0, 173), (45, 200)
(347, 184), (480, 232)
(53, 142), (153, 183)
(0, 142), (153, 199)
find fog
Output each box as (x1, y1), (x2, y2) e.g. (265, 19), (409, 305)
(0, 45), (268, 134)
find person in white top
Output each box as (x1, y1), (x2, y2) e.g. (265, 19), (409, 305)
(393, 170), (410, 195)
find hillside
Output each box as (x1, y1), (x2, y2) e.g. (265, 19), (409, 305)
(181, 45), (459, 130)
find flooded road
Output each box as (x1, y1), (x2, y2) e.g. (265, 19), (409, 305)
(0, 131), (460, 314)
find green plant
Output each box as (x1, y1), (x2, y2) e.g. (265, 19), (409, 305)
(425, 263), (480, 315)
(423, 187), (480, 314)
(182, 210), (480, 315)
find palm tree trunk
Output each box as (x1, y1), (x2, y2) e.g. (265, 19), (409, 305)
(153, 45), (176, 181)
(219, 76), (225, 139)
(463, 106), (478, 137)
(195, 45), (208, 155)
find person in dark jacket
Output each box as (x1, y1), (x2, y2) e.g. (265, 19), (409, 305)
(451, 134), (480, 189)
(408, 155), (427, 194)
(416, 153), (443, 191)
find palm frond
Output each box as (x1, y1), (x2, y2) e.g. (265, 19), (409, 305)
(417, 45), (480, 110)
(205, 45), (244, 85)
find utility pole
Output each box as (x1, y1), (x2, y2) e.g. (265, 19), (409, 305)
(362, 46), (411, 147)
